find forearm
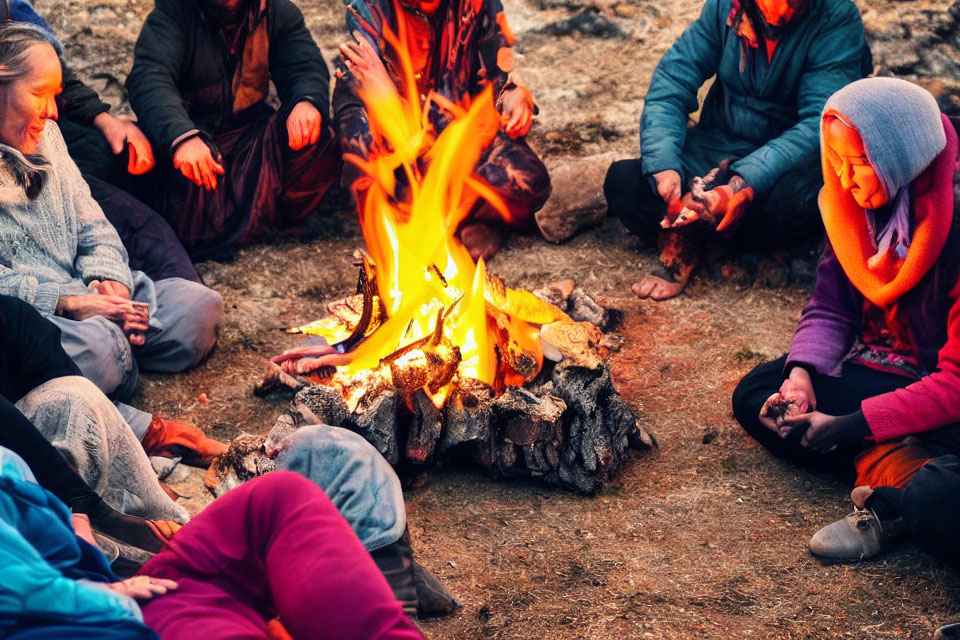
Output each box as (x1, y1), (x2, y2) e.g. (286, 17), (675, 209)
(0, 271), (61, 316)
(639, 0), (722, 177)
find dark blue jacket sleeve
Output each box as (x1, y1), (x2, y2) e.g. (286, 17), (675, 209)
(639, 0), (724, 178)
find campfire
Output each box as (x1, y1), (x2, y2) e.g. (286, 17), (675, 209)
(250, 6), (653, 493)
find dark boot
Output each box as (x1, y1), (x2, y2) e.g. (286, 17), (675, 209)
(370, 528), (460, 620)
(369, 530), (418, 619)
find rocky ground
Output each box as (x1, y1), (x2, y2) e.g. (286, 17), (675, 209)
(34, 0), (960, 637)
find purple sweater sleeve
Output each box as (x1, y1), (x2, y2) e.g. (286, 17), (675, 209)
(786, 244), (863, 377)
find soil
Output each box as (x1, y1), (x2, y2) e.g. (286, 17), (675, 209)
(33, 0), (960, 637)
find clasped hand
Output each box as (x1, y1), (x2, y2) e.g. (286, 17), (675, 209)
(757, 367), (863, 453)
(654, 168), (754, 231)
(57, 281), (149, 346)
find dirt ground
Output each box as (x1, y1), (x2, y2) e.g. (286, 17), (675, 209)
(34, 0), (960, 637)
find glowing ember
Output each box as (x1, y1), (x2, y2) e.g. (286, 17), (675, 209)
(290, 3), (569, 407)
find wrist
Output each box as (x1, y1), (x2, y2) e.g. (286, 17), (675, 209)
(92, 112), (115, 132)
(55, 296), (71, 316)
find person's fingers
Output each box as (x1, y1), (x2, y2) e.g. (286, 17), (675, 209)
(339, 42), (364, 67)
(123, 320), (149, 333)
(308, 115), (321, 146)
(506, 109), (522, 134)
(128, 138), (156, 175)
(287, 119), (301, 151)
(295, 117), (307, 149)
(198, 160), (213, 191)
(520, 111), (533, 136)
(150, 578), (179, 591)
(180, 161), (199, 186)
(106, 128), (125, 155)
(671, 210), (700, 227)
(128, 332), (146, 347)
(782, 412), (812, 425)
(758, 416), (778, 432)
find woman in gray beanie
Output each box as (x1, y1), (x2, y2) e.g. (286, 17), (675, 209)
(732, 77), (960, 566)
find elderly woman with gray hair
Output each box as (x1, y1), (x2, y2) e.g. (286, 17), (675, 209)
(0, 22), (224, 460)
(733, 77), (960, 568)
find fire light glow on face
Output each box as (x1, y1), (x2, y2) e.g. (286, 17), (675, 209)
(0, 42), (61, 155)
(823, 116), (889, 210)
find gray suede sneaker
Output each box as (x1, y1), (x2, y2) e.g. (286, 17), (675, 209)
(808, 507), (904, 562)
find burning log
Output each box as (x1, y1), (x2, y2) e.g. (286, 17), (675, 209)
(439, 378), (496, 458)
(407, 390), (442, 466)
(262, 286), (654, 493)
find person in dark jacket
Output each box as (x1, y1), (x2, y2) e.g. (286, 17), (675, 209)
(6, 0), (199, 283)
(126, 0), (342, 260)
(604, 0), (868, 300)
(733, 78), (960, 567)
(334, 0), (551, 260)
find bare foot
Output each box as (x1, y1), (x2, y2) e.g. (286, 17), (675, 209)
(460, 222), (503, 261)
(631, 266), (692, 301)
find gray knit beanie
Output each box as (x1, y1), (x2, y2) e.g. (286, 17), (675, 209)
(824, 77), (946, 199)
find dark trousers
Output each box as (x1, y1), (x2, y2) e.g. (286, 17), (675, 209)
(733, 355), (960, 568)
(85, 175), (200, 283)
(58, 117), (200, 283)
(0, 394), (103, 514)
(603, 156), (822, 249)
(158, 112), (342, 261)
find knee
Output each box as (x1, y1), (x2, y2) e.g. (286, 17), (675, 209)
(603, 160), (636, 211)
(603, 160), (631, 197)
(731, 373), (758, 428)
(78, 319), (136, 397)
(901, 456), (960, 567)
(180, 282), (223, 363)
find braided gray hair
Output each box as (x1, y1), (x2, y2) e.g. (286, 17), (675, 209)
(0, 22), (58, 199)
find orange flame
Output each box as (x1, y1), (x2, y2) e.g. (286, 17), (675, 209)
(300, 2), (567, 406)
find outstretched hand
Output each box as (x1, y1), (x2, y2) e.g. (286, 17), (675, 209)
(286, 101), (322, 151)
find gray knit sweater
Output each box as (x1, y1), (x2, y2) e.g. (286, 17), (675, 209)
(0, 121), (135, 315)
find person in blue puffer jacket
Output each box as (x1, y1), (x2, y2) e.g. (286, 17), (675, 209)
(604, 0), (869, 301)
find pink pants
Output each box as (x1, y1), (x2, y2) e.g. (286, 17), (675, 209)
(139, 472), (422, 640)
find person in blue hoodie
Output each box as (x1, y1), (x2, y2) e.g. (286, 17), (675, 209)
(603, 0), (869, 301)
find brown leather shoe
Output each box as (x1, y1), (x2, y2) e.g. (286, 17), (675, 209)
(809, 507), (905, 562)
